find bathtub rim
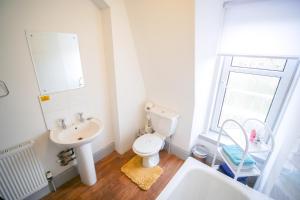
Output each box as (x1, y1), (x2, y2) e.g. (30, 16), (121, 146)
(156, 157), (271, 200)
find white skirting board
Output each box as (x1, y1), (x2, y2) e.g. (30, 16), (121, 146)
(164, 141), (190, 160)
(164, 141), (217, 165)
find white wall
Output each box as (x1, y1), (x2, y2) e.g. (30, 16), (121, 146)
(221, 0), (300, 56)
(259, 74), (300, 194)
(0, 0), (114, 176)
(191, 0), (224, 148)
(94, 0), (147, 154)
(124, 0), (195, 151)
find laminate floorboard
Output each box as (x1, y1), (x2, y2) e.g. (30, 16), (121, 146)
(43, 150), (183, 200)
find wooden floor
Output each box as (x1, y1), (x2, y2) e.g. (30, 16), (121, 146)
(43, 150), (183, 200)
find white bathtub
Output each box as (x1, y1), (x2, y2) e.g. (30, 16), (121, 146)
(156, 157), (271, 200)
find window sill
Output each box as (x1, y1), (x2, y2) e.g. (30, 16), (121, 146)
(198, 131), (234, 146)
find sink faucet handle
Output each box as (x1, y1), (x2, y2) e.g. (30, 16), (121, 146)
(78, 112), (84, 122)
(58, 119), (67, 129)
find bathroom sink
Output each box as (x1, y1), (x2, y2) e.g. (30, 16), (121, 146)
(50, 118), (103, 148)
(49, 118), (103, 186)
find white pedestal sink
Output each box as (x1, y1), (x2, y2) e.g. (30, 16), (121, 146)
(49, 118), (103, 185)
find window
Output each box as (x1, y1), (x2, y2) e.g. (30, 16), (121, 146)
(211, 56), (298, 132)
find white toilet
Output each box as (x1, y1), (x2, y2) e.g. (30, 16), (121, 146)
(133, 104), (179, 168)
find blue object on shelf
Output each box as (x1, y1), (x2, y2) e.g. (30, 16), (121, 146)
(218, 162), (248, 184)
(223, 145), (256, 166)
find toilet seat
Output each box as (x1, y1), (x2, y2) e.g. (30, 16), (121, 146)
(133, 133), (164, 155)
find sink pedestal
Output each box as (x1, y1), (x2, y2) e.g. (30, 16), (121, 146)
(75, 143), (97, 185)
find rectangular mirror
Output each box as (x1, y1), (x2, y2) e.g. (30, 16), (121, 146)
(26, 32), (84, 94)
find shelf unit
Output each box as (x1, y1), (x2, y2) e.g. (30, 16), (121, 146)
(217, 147), (261, 177)
(211, 119), (274, 181)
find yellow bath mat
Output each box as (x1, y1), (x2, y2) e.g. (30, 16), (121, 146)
(121, 155), (163, 190)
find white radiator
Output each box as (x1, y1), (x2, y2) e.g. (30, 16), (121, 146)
(0, 141), (48, 200)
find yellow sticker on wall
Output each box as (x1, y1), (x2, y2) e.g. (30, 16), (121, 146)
(39, 95), (50, 102)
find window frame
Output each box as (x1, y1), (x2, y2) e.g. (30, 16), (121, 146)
(210, 56), (298, 133)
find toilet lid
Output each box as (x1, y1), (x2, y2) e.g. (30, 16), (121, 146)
(133, 134), (163, 154)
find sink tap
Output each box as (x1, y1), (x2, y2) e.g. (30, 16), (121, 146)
(78, 112), (84, 123)
(58, 119), (67, 129)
